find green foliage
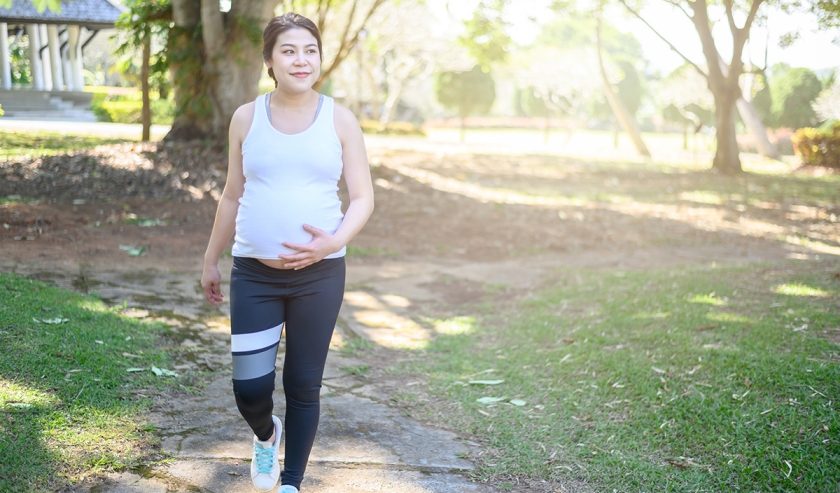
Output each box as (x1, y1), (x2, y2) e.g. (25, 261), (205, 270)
(435, 66), (496, 119)
(10, 42), (30, 85)
(0, 0), (59, 12)
(751, 72), (773, 127)
(812, 0), (840, 27)
(114, 0), (172, 96)
(92, 99), (175, 125)
(793, 121), (840, 168)
(615, 60), (642, 116)
(459, 0), (512, 67)
(771, 68), (822, 129)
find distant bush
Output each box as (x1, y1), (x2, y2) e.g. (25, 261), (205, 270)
(359, 120), (425, 136)
(792, 121), (840, 168)
(771, 68), (822, 129)
(87, 87), (174, 125)
(92, 99), (175, 125)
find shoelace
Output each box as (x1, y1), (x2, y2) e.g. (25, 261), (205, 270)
(253, 443), (275, 475)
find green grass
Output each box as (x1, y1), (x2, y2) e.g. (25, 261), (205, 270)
(0, 274), (182, 492)
(0, 130), (132, 157)
(398, 261), (840, 492)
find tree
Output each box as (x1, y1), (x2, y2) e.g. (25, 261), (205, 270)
(362, 0), (471, 124)
(771, 67), (823, 129)
(595, 11), (650, 157)
(115, 0), (172, 141)
(161, 0), (389, 141)
(616, 0), (767, 173)
(814, 69), (840, 121)
(659, 64), (714, 149)
(436, 66), (496, 142)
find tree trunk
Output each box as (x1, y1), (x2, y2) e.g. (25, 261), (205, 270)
(166, 0), (273, 142)
(736, 97), (780, 159)
(595, 13), (650, 158)
(141, 28), (151, 142)
(381, 87), (403, 124)
(712, 93), (742, 174)
(166, 0), (209, 140)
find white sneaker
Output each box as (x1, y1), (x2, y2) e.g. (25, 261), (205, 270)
(279, 486), (299, 493)
(250, 415), (282, 492)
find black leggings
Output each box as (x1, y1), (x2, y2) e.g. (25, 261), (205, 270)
(229, 256), (345, 489)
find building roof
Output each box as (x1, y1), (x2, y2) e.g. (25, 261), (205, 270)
(0, 0), (126, 29)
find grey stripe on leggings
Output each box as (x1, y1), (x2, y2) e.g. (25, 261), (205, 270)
(232, 346), (279, 380)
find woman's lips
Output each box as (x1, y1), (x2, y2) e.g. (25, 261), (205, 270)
(291, 72), (310, 78)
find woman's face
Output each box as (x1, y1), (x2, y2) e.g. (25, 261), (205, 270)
(266, 27), (321, 93)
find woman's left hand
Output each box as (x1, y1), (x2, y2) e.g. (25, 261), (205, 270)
(279, 224), (342, 269)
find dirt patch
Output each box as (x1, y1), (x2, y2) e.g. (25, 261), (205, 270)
(1, 144), (834, 270)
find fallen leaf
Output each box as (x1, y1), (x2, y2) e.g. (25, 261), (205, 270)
(119, 245), (148, 256)
(95, 340), (104, 345)
(509, 399), (527, 406)
(122, 352), (143, 359)
(477, 397), (505, 404)
(126, 368), (146, 372)
(33, 317), (69, 325)
(469, 379), (504, 385)
(227, 472), (242, 476)
(151, 366), (178, 377)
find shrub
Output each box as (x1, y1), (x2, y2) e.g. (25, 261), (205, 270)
(93, 99), (175, 125)
(771, 68), (822, 129)
(792, 121), (840, 168)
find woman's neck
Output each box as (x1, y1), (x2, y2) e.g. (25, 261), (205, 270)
(271, 88), (318, 110)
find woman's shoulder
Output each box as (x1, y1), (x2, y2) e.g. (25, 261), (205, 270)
(232, 100), (258, 126)
(331, 100), (360, 136)
(229, 99), (259, 140)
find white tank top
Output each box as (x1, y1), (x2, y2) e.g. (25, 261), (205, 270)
(232, 93), (346, 260)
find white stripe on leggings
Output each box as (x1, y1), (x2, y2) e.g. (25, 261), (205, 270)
(231, 323), (283, 353)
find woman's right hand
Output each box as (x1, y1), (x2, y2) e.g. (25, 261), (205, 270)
(201, 264), (224, 306)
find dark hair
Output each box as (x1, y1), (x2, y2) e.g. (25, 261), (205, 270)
(263, 13), (323, 86)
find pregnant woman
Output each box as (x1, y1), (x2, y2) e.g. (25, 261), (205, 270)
(200, 12), (374, 493)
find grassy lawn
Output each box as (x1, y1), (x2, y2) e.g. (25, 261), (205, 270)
(0, 130), (132, 158)
(0, 274), (184, 492)
(397, 260), (840, 492)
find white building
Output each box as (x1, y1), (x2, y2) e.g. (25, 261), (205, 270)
(0, 0), (124, 119)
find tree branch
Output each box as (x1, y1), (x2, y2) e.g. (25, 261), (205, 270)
(317, 0), (329, 35)
(724, 0), (738, 36)
(319, 0), (385, 83)
(617, 0), (708, 79)
(661, 0), (693, 21)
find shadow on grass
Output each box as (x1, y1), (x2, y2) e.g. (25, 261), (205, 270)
(0, 274), (179, 492)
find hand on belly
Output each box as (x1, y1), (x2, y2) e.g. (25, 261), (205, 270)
(278, 223), (341, 270)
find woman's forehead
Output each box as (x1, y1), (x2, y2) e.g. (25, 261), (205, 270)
(275, 27), (318, 46)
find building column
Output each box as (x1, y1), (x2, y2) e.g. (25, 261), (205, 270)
(0, 22), (11, 89)
(47, 24), (63, 90)
(38, 24), (52, 90)
(26, 23), (44, 90)
(67, 25), (83, 91)
(60, 28), (73, 91)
